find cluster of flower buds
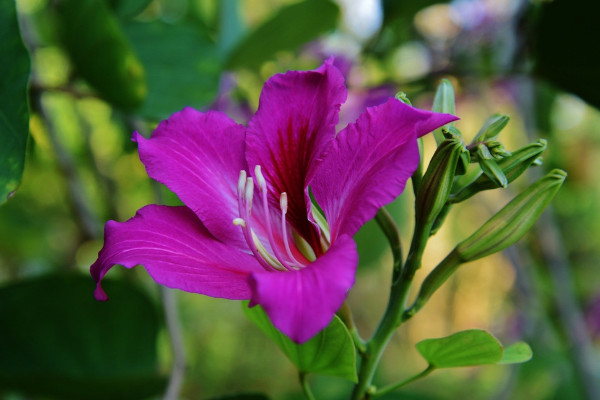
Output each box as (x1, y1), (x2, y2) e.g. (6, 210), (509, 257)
(402, 79), (566, 317)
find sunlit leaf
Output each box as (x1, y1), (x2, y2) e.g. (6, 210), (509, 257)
(0, 0), (30, 203)
(498, 342), (533, 365)
(124, 21), (220, 119)
(0, 274), (167, 400)
(226, 0), (339, 70)
(242, 301), (357, 382)
(416, 329), (503, 368)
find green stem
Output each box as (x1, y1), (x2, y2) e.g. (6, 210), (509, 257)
(373, 365), (435, 398)
(351, 219), (431, 400)
(375, 208), (403, 272)
(299, 372), (316, 400)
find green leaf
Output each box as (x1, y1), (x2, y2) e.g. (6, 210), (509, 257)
(226, 0), (339, 70)
(416, 329), (503, 368)
(124, 21), (220, 119)
(242, 301), (357, 382)
(0, 0), (31, 204)
(0, 274), (167, 400)
(498, 342), (533, 365)
(55, 0), (147, 110)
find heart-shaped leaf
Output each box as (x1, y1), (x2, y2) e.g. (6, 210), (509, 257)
(416, 329), (503, 368)
(416, 329), (533, 369)
(242, 301), (357, 382)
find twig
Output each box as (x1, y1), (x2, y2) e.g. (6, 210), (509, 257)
(161, 287), (186, 400)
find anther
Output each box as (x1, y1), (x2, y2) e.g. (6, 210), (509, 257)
(237, 170), (247, 195)
(245, 177), (254, 213)
(255, 165), (267, 192)
(233, 218), (246, 227)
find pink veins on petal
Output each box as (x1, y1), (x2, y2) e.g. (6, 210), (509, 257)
(90, 59), (458, 343)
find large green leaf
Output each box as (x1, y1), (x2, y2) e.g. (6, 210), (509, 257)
(54, 0), (147, 110)
(0, 274), (167, 400)
(0, 0), (31, 204)
(533, 0), (600, 109)
(416, 329), (503, 368)
(226, 0), (339, 70)
(124, 21), (220, 119)
(242, 301), (357, 382)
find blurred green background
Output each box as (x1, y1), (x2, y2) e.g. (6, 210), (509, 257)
(1, 0), (600, 399)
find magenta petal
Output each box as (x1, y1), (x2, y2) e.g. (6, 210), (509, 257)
(134, 108), (247, 248)
(312, 99), (458, 238)
(91, 205), (263, 301)
(245, 61), (347, 248)
(247, 234), (357, 343)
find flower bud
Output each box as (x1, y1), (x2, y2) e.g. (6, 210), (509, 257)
(432, 79), (457, 145)
(451, 139), (547, 203)
(416, 139), (464, 230)
(472, 113), (510, 143)
(455, 169), (566, 262)
(487, 141), (512, 159)
(476, 144), (508, 188)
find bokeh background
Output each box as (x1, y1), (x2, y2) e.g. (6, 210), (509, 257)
(1, 0), (600, 399)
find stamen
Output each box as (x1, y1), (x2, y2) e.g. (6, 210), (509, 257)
(311, 203), (331, 247)
(280, 193), (303, 267)
(293, 230), (317, 262)
(233, 218), (246, 227)
(254, 165), (295, 271)
(235, 170), (277, 272)
(245, 177), (254, 214)
(251, 231), (286, 271)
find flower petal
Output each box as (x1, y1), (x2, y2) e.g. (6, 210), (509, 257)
(245, 60), (347, 249)
(91, 205), (263, 301)
(247, 234), (357, 343)
(312, 99), (458, 238)
(133, 108), (247, 247)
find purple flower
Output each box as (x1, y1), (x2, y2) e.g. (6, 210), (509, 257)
(91, 60), (456, 343)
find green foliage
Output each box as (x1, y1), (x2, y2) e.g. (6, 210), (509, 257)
(0, 274), (167, 399)
(416, 329), (531, 368)
(54, 0), (147, 110)
(242, 301), (357, 382)
(0, 0), (31, 204)
(226, 0), (339, 70)
(123, 21), (220, 119)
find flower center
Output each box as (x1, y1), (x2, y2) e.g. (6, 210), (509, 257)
(232, 165), (328, 272)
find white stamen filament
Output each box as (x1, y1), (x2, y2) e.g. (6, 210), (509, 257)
(279, 193), (303, 266)
(254, 166), (295, 271)
(234, 170), (277, 272)
(232, 167), (325, 272)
